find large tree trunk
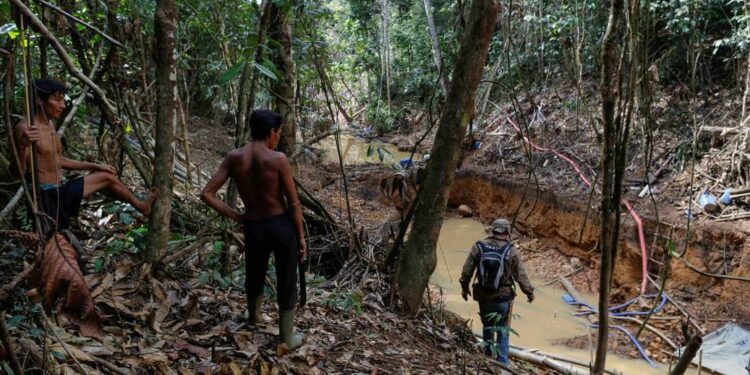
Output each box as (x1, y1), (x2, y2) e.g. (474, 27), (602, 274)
(269, 1), (296, 154)
(594, 0), (627, 373)
(396, 0), (499, 313)
(423, 0), (449, 95)
(145, 0), (177, 262)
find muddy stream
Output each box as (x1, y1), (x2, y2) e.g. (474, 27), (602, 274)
(432, 218), (695, 375)
(319, 135), (417, 165)
(318, 136), (698, 374)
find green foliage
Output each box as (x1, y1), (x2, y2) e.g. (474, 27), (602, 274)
(366, 105), (402, 134)
(1, 361), (15, 375)
(219, 62), (247, 85)
(650, 0), (740, 82)
(95, 225), (148, 272)
(711, 0), (750, 58)
(325, 289), (364, 316)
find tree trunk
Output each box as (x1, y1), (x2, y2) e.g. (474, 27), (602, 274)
(269, 1), (296, 154)
(423, 0), (448, 96)
(396, 0), (499, 313)
(226, 0), (272, 209)
(145, 0), (177, 262)
(669, 334), (702, 375)
(39, 37), (48, 78)
(594, 0), (627, 373)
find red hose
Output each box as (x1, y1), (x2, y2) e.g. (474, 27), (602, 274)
(504, 118), (648, 295)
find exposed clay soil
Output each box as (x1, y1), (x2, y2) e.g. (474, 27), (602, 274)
(298, 81), (750, 368)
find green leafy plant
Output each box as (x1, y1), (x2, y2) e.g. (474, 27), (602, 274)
(325, 289), (364, 316)
(95, 225), (148, 272)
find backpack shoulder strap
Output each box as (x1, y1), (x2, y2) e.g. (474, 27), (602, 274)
(475, 241), (487, 255)
(499, 242), (512, 258)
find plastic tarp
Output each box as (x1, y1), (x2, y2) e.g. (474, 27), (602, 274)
(673, 323), (750, 375)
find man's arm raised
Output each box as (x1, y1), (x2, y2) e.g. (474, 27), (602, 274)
(278, 155), (306, 260)
(201, 156), (243, 222)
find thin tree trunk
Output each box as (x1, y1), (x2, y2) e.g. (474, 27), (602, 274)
(594, 0), (626, 373)
(226, 0), (272, 209)
(241, 0), (273, 138)
(311, 53), (352, 123)
(0, 310), (23, 375)
(669, 334), (702, 375)
(396, 0), (499, 313)
(177, 97), (192, 186)
(382, 0), (391, 108)
(423, 0), (448, 95)
(477, 55), (502, 123)
(39, 37), (48, 77)
(145, 0), (177, 262)
(213, 4), (238, 113)
(270, 0), (297, 154)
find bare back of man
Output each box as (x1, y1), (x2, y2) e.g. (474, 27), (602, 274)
(201, 109), (306, 351)
(230, 143), (289, 220)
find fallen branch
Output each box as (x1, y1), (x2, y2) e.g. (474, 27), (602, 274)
(675, 255), (750, 282)
(0, 262), (35, 302)
(512, 346), (623, 375)
(0, 187), (23, 223)
(40, 306), (89, 375)
(508, 347), (603, 375)
(0, 310), (23, 375)
(289, 129), (337, 160)
(17, 338), (47, 370)
(611, 315), (678, 350)
(648, 277), (706, 335)
(88, 354), (132, 375)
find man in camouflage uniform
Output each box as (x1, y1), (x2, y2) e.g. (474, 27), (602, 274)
(459, 218), (535, 364)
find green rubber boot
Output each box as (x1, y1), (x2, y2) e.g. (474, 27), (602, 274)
(279, 309), (305, 350)
(247, 294), (264, 324)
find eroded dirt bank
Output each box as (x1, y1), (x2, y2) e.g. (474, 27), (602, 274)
(448, 167), (750, 325)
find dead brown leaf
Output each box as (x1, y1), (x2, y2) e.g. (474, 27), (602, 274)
(33, 234), (103, 340)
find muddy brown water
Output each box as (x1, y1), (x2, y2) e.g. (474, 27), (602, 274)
(432, 218), (698, 375)
(319, 135), (416, 165)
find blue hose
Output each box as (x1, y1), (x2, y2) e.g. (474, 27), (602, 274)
(562, 293), (666, 367)
(562, 293), (667, 317)
(608, 294), (667, 316)
(592, 324), (659, 368)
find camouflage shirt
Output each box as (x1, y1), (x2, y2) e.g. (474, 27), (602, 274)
(459, 236), (535, 299)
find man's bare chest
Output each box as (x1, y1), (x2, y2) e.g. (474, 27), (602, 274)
(34, 125), (62, 159)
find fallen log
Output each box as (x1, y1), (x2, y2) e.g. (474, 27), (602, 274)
(513, 346), (623, 375)
(508, 347), (596, 375)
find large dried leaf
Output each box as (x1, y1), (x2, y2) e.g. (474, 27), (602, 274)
(33, 234), (103, 340)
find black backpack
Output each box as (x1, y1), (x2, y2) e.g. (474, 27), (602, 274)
(476, 241), (512, 290)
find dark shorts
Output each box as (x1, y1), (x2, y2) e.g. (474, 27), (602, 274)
(243, 213), (298, 311)
(37, 177), (84, 232)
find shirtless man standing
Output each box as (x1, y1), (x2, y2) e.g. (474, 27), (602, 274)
(201, 110), (306, 350)
(14, 78), (155, 231)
